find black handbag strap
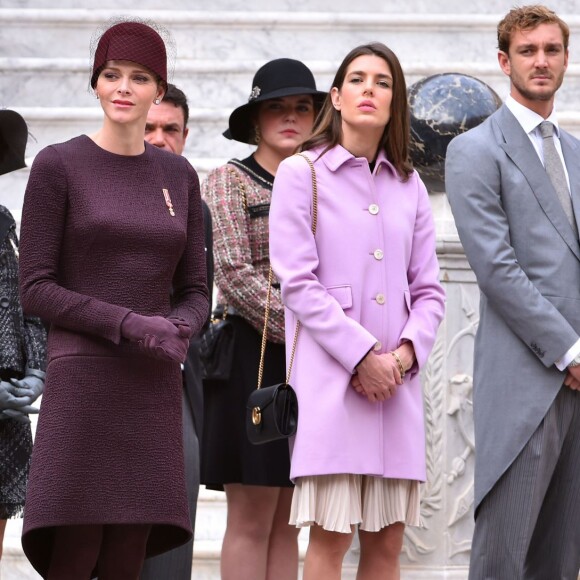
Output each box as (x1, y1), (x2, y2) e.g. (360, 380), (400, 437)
(257, 153), (318, 389)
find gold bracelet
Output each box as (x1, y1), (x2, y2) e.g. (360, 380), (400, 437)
(390, 351), (405, 378)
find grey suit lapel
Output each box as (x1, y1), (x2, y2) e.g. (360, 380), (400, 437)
(496, 106), (580, 259)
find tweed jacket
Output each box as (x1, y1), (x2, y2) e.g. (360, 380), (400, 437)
(202, 162), (284, 343)
(0, 205), (46, 376)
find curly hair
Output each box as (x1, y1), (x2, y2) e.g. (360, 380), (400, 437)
(497, 5), (569, 53)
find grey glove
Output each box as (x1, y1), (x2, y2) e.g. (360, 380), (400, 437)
(9, 367), (45, 404)
(0, 378), (35, 410)
(0, 407), (37, 424)
(0, 373), (41, 422)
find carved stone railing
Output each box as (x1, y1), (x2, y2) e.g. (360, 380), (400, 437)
(400, 191), (478, 578)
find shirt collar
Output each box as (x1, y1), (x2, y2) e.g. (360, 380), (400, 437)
(505, 95), (561, 137)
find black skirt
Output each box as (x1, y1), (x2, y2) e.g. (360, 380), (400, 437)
(201, 315), (292, 490)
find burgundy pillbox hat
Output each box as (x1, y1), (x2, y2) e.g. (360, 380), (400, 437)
(91, 21), (167, 88)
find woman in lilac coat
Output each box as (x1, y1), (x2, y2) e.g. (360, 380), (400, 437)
(269, 43), (445, 579)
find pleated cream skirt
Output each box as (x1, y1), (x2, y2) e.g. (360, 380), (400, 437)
(289, 474), (422, 534)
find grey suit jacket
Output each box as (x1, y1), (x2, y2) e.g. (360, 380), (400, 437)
(445, 104), (580, 513)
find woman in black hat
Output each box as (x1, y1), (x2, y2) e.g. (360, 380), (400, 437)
(201, 58), (325, 580)
(0, 109), (47, 562)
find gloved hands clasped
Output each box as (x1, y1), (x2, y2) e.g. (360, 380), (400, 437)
(0, 367), (46, 424)
(121, 313), (192, 363)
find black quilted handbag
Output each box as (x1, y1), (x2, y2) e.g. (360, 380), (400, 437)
(198, 307), (235, 381)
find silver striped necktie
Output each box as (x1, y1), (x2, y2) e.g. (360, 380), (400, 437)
(539, 120), (578, 236)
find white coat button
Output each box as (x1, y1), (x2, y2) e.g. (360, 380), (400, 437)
(373, 341), (382, 351)
(376, 293), (386, 305)
(369, 204), (379, 215)
(373, 249), (384, 260)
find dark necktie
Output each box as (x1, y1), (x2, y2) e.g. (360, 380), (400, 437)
(539, 121), (578, 235)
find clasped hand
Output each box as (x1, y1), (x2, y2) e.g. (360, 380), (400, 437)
(121, 313), (192, 363)
(0, 370), (45, 424)
(564, 365), (580, 391)
(351, 352), (403, 403)
(352, 343), (415, 403)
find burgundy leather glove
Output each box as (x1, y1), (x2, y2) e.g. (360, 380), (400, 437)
(121, 313), (190, 363)
(167, 316), (193, 340)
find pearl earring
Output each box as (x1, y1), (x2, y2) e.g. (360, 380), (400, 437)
(154, 98), (161, 105)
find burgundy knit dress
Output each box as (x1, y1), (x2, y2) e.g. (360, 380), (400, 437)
(18, 136), (209, 578)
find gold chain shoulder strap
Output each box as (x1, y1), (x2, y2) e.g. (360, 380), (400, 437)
(257, 153), (318, 389)
(226, 165), (248, 211)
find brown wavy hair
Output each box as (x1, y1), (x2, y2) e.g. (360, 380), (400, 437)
(301, 42), (413, 181)
(498, 5), (569, 53)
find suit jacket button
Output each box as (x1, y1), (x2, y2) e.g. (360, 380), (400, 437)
(0, 296), (9, 308)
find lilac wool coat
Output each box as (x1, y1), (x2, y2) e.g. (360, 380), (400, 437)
(269, 145), (445, 482)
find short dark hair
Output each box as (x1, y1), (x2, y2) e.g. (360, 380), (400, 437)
(162, 83), (189, 129)
(301, 42), (412, 181)
(498, 5), (569, 53)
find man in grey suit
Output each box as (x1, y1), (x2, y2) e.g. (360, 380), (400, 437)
(141, 84), (213, 579)
(446, 5), (580, 579)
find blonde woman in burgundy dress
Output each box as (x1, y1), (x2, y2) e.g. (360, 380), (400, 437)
(18, 21), (208, 579)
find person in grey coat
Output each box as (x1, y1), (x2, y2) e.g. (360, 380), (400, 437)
(445, 5), (580, 580)
(0, 109), (47, 560)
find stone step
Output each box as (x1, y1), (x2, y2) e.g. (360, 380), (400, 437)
(3, 9), (578, 65)
(0, 0), (547, 13)
(0, 57), (527, 110)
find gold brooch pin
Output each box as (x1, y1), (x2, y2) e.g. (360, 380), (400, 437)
(162, 188), (175, 216)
